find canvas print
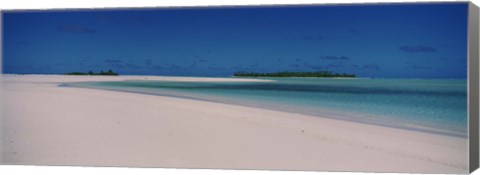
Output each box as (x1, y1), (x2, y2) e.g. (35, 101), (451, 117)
(1, 2), (478, 174)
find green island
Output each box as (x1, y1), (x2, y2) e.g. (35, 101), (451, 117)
(66, 70), (119, 76)
(233, 71), (355, 78)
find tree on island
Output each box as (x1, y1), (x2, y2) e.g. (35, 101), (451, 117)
(233, 71), (355, 78)
(103, 69), (118, 76)
(66, 70), (119, 76)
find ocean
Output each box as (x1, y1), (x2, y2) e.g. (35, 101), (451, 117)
(67, 78), (468, 137)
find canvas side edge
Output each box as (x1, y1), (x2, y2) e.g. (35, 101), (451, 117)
(469, 1), (480, 174)
(0, 10), (4, 166)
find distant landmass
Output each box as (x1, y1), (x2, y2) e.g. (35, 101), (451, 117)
(233, 71), (355, 78)
(66, 70), (119, 76)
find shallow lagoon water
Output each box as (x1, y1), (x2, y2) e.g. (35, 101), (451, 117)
(67, 78), (467, 137)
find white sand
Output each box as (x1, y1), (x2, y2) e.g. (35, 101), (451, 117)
(1, 75), (468, 173)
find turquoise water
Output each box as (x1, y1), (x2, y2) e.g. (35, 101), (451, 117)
(67, 78), (468, 137)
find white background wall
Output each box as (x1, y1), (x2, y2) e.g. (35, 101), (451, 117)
(0, 0), (479, 175)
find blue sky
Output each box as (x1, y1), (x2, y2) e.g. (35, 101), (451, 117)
(3, 3), (468, 78)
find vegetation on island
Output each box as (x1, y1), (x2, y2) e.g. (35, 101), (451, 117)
(233, 71), (355, 78)
(66, 70), (119, 76)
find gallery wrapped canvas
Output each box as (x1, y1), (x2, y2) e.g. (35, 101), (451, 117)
(1, 1), (479, 174)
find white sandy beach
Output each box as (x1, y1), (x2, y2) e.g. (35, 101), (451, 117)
(1, 75), (468, 173)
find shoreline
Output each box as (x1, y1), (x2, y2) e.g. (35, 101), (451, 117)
(64, 82), (467, 138)
(1, 75), (468, 173)
(64, 75), (467, 138)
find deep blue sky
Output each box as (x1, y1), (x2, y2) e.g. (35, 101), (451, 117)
(3, 3), (468, 78)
